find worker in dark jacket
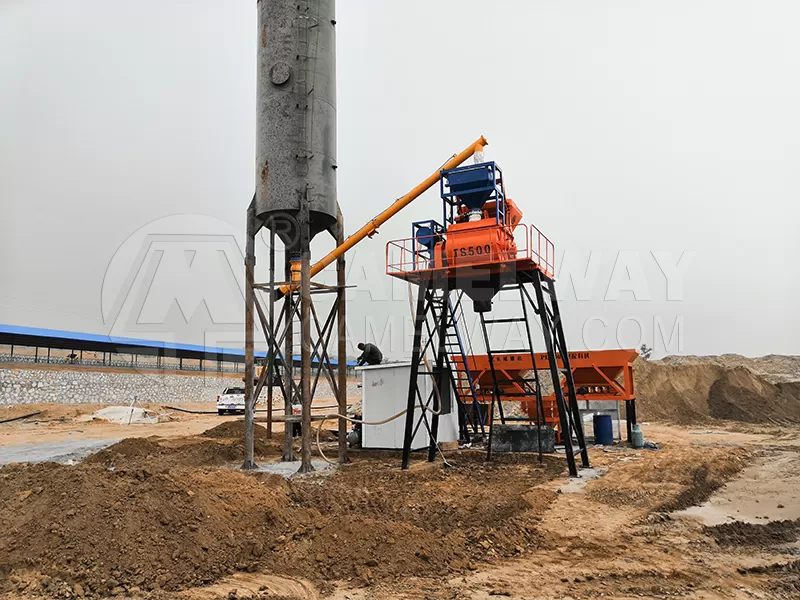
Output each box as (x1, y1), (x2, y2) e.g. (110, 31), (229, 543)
(356, 342), (383, 366)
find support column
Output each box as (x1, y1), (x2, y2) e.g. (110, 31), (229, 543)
(625, 400), (637, 442)
(267, 226), (276, 439)
(532, 270), (578, 477)
(282, 258), (295, 462)
(402, 277), (430, 469)
(479, 311), (500, 461)
(548, 278), (590, 468)
(428, 288), (449, 463)
(336, 207), (349, 464)
(518, 277), (545, 465)
(298, 197), (314, 474)
(242, 200), (257, 470)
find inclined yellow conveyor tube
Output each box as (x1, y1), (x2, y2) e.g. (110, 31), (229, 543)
(277, 135), (488, 298)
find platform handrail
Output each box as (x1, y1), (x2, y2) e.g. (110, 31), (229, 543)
(386, 223), (531, 275)
(530, 225), (555, 278)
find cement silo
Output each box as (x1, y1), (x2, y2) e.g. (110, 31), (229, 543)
(255, 0), (338, 255)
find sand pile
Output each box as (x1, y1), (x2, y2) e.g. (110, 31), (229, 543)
(634, 355), (800, 424)
(655, 354), (800, 384)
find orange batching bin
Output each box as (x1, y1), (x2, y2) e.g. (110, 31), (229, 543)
(451, 353), (561, 431)
(532, 348), (638, 401)
(452, 349), (638, 440)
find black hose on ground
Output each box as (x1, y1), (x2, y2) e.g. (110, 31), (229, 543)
(161, 406), (220, 414)
(0, 411), (42, 424)
(161, 405), (341, 415)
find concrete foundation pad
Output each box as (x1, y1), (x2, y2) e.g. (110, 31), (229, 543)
(557, 466), (608, 494)
(248, 459), (334, 478)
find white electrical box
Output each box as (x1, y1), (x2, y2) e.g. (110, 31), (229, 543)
(358, 362), (459, 450)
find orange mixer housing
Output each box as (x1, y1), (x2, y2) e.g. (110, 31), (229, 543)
(432, 199), (524, 269)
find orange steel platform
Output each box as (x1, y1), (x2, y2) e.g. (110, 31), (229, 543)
(385, 223), (555, 284)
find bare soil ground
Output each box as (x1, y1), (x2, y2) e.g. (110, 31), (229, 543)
(0, 403), (240, 447)
(1, 402), (799, 600)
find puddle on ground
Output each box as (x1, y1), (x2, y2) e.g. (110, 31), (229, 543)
(677, 451), (800, 525)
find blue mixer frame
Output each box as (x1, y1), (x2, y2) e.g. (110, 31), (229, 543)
(439, 161), (508, 229)
(410, 219), (445, 270)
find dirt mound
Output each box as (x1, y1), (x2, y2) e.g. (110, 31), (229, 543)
(709, 367), (800, 423)
(270, 453), (560, 589)
(704, 519), (800, 548)
(202, 420), (338, 443)
(634, 356), (800, 424)
(587, 444), (748, 512)
(657, 354), (800, 383)
(738, 559), (800, 599)
(165, 439), (267, 467)
(202, 420), (269, 439)
(85, 436), (165, 462)
(87, 436), (282, 469)
(0, 462), (305, 596)
(0, 450), (563, 596)
(89, 423), (339, 472)
(657, 456), (749, 512)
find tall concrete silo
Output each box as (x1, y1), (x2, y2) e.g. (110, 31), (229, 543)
(245, 0), (344, 476)
(255, 0), (338, 256)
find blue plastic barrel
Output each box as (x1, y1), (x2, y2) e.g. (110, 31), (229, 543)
(593, 413), (614, 446)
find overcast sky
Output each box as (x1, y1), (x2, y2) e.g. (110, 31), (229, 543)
(1, 0), (798, 359)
